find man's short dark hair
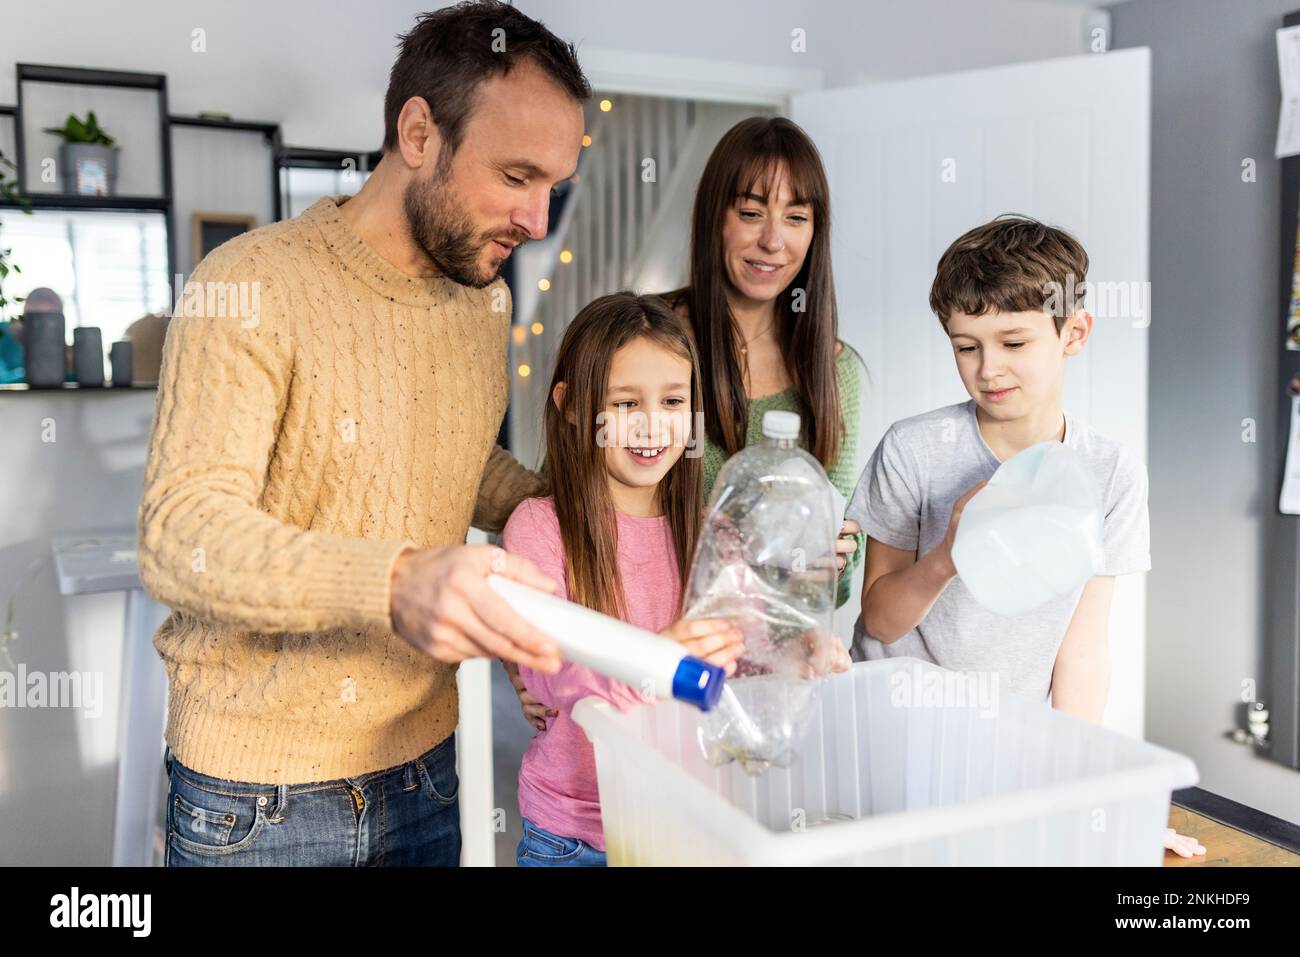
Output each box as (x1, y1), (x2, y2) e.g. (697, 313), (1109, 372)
(382, 1), (590, 156)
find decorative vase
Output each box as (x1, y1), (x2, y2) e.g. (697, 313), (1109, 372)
(60, 143), (118, 197)
(109, 340), (133, 387)
(73, 326), (104, 387)
(23, 311), (66, 388)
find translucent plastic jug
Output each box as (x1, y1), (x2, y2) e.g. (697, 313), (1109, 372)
(684, 410), (841, 773)
(950, 440), (1104, 617)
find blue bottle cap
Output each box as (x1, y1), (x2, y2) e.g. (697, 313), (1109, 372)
(671, 657), (726, 711)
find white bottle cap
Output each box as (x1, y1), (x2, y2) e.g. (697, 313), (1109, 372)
(762, 410), (801, 440)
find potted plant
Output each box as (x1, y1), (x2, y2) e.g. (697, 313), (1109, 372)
(0, 146), (32, 319)
(43, 110), (118, 196)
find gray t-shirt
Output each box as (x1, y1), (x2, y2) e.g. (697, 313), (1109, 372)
(847, 400), (1150, 702)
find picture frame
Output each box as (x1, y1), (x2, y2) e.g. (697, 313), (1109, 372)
(191, 211), (256, 263)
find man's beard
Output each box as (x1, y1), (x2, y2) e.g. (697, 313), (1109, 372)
(403, 163), (515, 289)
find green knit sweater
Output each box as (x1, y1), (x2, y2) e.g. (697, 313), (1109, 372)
(701, 341), (867, 608)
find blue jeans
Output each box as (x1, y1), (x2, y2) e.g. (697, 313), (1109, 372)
(516, 817), (607, 867)
(163, 736), (461, 867)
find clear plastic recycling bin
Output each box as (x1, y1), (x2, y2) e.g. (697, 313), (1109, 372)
(573, 659), (1198, 866)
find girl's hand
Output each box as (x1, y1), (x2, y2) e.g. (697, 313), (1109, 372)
(835, 519), (862, 572)
(660, 618), (745, 675)
(504, 660), (555, 732)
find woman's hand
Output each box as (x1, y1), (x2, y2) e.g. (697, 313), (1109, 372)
(800, 628), (852, 677)
(660, 617), (745, 675)
(504, 660), (555, 732)
(835, 519), (862, 572)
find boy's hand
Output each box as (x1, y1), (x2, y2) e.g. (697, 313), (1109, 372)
(504, 660), (554, 732)
(936, 480), (988, 577)
(1163, 828), (1207, 859)
(660, 618), (745, 675)
(835, 519), (861, 572)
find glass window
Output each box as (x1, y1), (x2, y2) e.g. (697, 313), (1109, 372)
(280, 166), (370, 219)
(0, 208), (170, 346)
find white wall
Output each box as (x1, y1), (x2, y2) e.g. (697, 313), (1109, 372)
(0, 0), (413, 150)
(0, 1), (1096, 150)
(522, 0), (1095, 88)
(795, 49), (1151, 739)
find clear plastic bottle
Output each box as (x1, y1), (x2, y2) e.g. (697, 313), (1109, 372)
(684, 410), (841, 773)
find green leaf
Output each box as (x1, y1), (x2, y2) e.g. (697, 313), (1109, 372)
(42, 112), (115, 145)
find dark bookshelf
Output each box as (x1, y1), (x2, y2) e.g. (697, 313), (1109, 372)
(13, 63), (176, 288)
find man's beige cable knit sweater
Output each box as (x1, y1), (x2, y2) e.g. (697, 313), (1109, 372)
(137, 195), (542, 784)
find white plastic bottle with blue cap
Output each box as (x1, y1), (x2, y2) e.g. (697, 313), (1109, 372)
(486, 574), (725, 710)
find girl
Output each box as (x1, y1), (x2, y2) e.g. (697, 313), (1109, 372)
(502, 292), (745, 867)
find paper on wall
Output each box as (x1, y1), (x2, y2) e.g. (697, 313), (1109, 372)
(1282, 395), (1300, 515)
(1276, 26), (1300, 158)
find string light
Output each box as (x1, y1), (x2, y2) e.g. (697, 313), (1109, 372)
(559, 249), (573, 264)
(538, 278), (551, 292)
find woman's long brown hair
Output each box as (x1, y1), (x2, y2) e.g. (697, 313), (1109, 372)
(668, 116), (843, 469)
(542, 293), (703, 620)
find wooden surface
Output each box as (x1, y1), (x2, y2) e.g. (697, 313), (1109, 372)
(1165, 806), (1300, 867)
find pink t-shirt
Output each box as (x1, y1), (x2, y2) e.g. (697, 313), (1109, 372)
(502, 496), (682, 851)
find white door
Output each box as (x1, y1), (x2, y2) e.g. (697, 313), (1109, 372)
(793, 49), (1151, 739)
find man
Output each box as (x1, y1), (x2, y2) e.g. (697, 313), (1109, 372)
(137, 0), (587, 866)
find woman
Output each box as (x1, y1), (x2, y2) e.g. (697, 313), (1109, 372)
(664, 115), (866, 609)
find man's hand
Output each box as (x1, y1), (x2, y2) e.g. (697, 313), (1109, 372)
(660, 617), (745, 675)
(389, 544), (562, 673)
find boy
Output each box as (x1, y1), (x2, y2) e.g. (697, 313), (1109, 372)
(848, 216), (1204, 857)
(849, 214), (1146, 719)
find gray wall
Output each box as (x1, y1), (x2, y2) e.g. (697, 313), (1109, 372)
(1114, 0), (1300, 823)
